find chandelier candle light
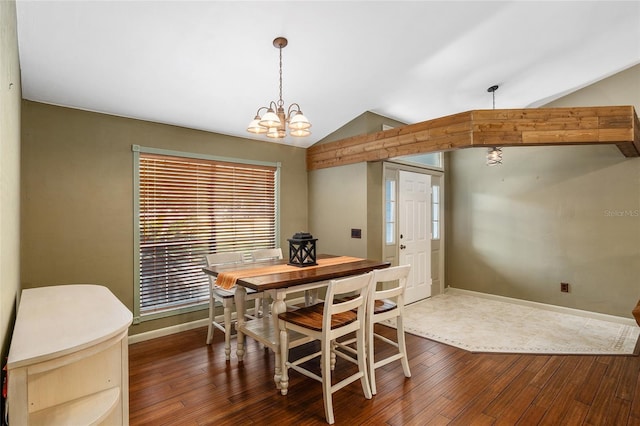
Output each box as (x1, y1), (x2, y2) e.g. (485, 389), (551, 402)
(247, 37), (312, 138)
(486, 85), (503, 166)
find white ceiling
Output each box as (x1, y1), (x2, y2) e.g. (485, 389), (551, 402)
(15, 1), (640, 149)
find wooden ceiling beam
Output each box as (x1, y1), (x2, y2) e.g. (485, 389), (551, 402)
(306, 106), (639, 170)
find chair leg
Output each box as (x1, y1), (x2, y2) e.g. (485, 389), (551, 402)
(223, 300), (232, 361)
(304, 289), (319, 306)
(261, 297), (270, 318)
(397, 316), (411, 378)
(279, 328), (290, 395)
(357, 327), (372, 400)
(261, 297), (271, 351)
(206, 295), (215, 345)
(367, 317), (377, 394)
(251, 297), (262, 318)
(321, 338), (335, 425)
(330, 341), (337, 371)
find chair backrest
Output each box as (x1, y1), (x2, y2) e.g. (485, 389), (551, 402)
(205, 252), (244, 284)
(323, 272), (373, 334)
(206, 251), (245, 267)
(250, 248), (283, 262)
(370, 265), (411, 316)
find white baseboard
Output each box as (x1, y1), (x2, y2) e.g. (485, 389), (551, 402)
(445, 287), (637, 327)
(128, 318), (209, 344)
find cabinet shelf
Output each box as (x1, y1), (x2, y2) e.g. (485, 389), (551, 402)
(30, 387), (120, 426)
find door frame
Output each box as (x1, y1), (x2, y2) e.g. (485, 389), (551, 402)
(382, 161), (445, 297)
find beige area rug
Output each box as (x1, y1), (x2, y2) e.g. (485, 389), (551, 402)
(382, 290), (640, 355)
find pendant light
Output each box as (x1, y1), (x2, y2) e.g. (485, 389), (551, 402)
(486, 85), (503, 166)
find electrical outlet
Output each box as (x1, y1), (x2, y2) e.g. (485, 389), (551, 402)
(561, 282), (569, 293)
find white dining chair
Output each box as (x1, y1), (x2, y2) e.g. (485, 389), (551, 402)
(366, 264), (412, 394)
(248, 248), (283, 315)
(278, 272), (373, 425)
(205, 251), (263, 361)
(249, 247), (283, 262)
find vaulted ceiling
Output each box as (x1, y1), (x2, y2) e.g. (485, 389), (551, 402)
(15, 1), (640, 149)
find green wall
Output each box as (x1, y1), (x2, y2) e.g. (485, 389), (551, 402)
(20, 101), (308, 335)
(0, 0), (21, 364)
(307, 161), (385, 261)
(446, 64), (640, 318)
(308, 162), (369, 258)
(308, 111), (404, 259)
(366, 162), (384, 261)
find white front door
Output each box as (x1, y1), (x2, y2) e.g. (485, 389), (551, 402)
(399, 170), (432, 304)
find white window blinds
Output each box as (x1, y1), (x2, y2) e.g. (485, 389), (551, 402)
(135, 150), (278, 318)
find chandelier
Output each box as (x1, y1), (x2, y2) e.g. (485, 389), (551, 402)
(486, 85), (503, 166)
(247, 37), (311, 139)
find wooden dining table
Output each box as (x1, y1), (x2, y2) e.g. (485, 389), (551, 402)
(202, 254), (390, 393)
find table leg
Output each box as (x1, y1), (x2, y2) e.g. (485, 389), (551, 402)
(234, 286), (246, 361)
(270, 291), (287, 392)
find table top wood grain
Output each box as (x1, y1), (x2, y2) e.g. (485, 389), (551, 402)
(202, 254), (390, 291)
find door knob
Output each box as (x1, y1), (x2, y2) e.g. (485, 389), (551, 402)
(400, 244), (406, 250)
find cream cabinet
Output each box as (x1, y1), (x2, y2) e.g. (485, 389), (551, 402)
(7, 285), (132, 425)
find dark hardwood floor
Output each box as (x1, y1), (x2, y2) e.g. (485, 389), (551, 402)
(129, 324), (640, 425)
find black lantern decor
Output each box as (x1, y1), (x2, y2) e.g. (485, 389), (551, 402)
(288, 232), (318, 267)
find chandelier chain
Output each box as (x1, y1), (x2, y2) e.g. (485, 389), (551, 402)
(278, 45), (284, 108)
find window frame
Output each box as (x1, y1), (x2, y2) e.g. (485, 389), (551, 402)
(132, 145), (280, 323)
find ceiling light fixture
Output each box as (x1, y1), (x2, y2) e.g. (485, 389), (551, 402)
(486, 84), (503, 166)
(247, 37), (311, 139)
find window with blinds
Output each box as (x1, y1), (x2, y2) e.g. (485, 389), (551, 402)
(134, 148), (279, 319)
